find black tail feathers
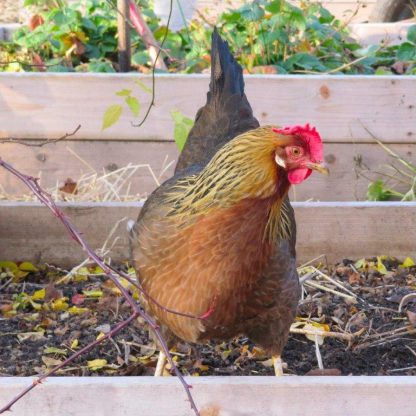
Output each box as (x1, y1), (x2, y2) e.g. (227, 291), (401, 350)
(174, 28), (259, 173)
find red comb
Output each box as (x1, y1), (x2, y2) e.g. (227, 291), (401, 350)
(273, 124), (323, 162)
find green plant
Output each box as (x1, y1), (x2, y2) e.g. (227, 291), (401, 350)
(2, 0), (416, 74)
(181, 1), (416, 75)
(170, 109), (194, 151)
(102, 80), (151, 130)
(0, 0), (161, 72)
(367, 141), (416, 201)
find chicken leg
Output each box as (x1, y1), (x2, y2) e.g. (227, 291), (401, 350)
(273, 355), (284, 376)
(154, 351), (167, 376)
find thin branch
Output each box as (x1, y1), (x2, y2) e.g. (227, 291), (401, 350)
(0, 157), (200, 416)
(132, 0), (174, 127)
(0, 125), (81, 147)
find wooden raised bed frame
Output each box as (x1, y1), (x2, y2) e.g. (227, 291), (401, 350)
(1, 73), (415, 201)
(1, 376), (416, 416)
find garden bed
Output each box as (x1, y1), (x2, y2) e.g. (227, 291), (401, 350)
(1, 252), (416, 415)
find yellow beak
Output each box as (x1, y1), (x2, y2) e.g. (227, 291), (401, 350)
(307, 162), (329, 175)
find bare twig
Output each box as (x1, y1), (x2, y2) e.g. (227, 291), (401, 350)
(132, 0), (174, 127)
(398, 293), (416, 313)
(0, 157), (200, 416)
(0, 125), (81, 147)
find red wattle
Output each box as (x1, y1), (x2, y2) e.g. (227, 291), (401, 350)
(288, 168), (312, 184)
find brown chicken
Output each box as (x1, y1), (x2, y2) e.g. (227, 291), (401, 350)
(131, 29), (328, 376)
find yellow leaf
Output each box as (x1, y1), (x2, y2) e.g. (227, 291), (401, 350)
(68, 306), (89, 315)
(0, 261), (18, 272)
(87, 359), (107, 371)
(19, 262), (38, 272)
(51, 298), (69, 311)
(354, 258), (366, 269)
(102, 104), (123, 130)
(127, 267), (137, 277)
(92, 266), (105, 275)
(71, 339), (79, 349)
(14, 270), (29, 280)
(400, 257), (415, 268)
(377, 257), (388, 275)
(82, 289), (103, 298)
(31, 288), (45, 301)
(311, 321), (330, 332)
(96, 332), (105, 341)
(29, 299), (42, 311)
(44, 347), (67, 356)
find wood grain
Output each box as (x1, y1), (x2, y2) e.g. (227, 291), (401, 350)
(1, 202), (414, 266)
(1, 74), (415, 142)
(1, 141), (414, 201)
(0, 376), (415, 416)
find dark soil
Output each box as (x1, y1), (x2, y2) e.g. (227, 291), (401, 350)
(1, 257), (416, 378)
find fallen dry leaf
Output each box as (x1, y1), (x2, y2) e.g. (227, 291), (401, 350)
(17, 332), (45, 342)
(59, 178), (78, 195)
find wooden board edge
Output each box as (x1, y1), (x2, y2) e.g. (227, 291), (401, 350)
(1, 376), (415, 416)
(0, 202), (415, 266)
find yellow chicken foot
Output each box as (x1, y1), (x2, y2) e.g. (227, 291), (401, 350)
(154, 351), (167, 376)
(272, 355), (284, 376)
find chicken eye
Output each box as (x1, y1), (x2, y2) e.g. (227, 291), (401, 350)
(290, 147), (302, 157)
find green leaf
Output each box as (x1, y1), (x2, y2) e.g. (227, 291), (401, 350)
(44, 347), (67, 355)
(125, 96), (140, 117)
(171, 109), (194, 152)
(135, 80), (152, 94)
(265, 0), (282, 14)
(367, 180), (392, 201)
(239, 3), (265, 22)
(116, 89), (132, 97)
(375, 67), (393, 75)
(132, 50), (150, 65)
(407, 25), (416, 44)
(285, 53), (326, 71)
(397, 42), (416, 61)
(288, 7), (306, 31)
(102, 104), (123, 130)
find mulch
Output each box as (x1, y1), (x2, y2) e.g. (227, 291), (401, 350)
(1, 257), (416, 378)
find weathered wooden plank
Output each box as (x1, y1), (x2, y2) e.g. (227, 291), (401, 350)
(349, 22), (414, 46)
(0, 376), (415, 416)
(197, 0), (376, 22)
(0, 202), (415, 266)
(1, 74), (415, 142)
(0, 141), (414, 201)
